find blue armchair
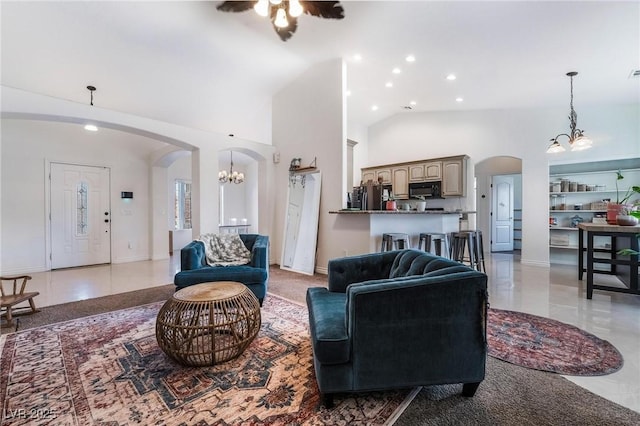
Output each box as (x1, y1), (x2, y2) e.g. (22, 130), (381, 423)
(174, 234), (269, 304)
(306, 249), (488, 407)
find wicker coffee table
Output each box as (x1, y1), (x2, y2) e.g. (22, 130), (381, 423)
(156, 281), (261, 366)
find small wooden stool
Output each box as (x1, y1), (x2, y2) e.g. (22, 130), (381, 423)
(1, 275), (40, 328)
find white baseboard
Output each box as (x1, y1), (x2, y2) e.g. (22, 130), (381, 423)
(314, 266), (328, 275)
(112, 255), (150, 264)
(0, 265), (49, 276)
(520, 259), (551, 268)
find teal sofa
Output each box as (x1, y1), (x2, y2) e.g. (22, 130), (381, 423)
(306, 249), (488, 407)
(174, 234), (269, 305)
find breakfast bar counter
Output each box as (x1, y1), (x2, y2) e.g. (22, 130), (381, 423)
(329, 210), (476, 254)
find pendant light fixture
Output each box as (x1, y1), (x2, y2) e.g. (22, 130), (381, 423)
(547, 72), (592, 153)
(84, 85), (98, 132)
(218, 151), (245, 184)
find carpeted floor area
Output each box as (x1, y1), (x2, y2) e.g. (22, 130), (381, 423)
(4, 266), (640, 425)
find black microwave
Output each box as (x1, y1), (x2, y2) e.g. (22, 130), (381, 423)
(409, 181), (442, 198)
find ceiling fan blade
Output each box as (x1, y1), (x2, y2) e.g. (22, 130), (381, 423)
(216, 1), (256, 13)
(302, 1), (345, 20)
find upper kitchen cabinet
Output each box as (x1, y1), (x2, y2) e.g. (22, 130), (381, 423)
(391, 167), (409, 199)
(361, 167), (392, 185)
(361, 169), (375, 184)
(375, 168), (392, 185)
(409, 161), (442, 182)
(362, 154), (468, 198)
(441, 156), (468, 197)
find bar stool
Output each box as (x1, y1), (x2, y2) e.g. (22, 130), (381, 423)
(418, 232), (450, 258)
(380, 233), (411, 252)
(450, 230), (486, 272)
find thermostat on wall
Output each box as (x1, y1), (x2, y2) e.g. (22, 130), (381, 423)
(121, 191), (133, 199)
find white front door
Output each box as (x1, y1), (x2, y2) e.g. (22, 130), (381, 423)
(50, 163), (111, 269)
(491, 175), (514, 252)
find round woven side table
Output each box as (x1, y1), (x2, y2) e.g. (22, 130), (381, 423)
(156, 281), (261, 367)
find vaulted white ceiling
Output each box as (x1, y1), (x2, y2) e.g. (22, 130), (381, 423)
(2, 1), (639, 144)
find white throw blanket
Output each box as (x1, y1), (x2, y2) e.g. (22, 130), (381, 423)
(197, 233), (252, 267)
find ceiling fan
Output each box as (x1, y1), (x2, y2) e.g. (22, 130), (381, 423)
(217, 1), (345, 41)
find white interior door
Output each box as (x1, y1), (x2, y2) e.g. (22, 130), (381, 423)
(491, 175), (514, 252)
(51, 163), (111, 269)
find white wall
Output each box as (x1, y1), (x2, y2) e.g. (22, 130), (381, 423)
(272, 59), (346, 272)
(0, 119), (166, 273)
(167, 154), (192, 229)
(347, 121), (369, 188)
(366, 104), (640, 266)
(0, 86), (273, 273)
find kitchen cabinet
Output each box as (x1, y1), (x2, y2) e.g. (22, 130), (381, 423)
(409, 161), (442, 182)
(442, 157), (466, 197)
(361, 167), (391, 185)
(392, 167), (409, 199)
(376, 168), (392, 185)
(361, 170), (375, 184)
(362, 155), (468, 198)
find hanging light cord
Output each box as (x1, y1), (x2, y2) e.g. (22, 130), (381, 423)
(568, 74), (577, 138)
(87, 85), (96, 106)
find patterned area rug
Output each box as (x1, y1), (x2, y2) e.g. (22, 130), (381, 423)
(0, 295), (413, 425)
(487, 309), (623, 376)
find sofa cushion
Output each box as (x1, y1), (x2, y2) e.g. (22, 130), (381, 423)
(306, 287), (350, 365)
(174, 265), (267, 289)
(389, 249), (469, 278)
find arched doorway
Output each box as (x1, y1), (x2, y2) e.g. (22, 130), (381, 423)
(217, 149), (260, 233)
(475, 156), (523, 253)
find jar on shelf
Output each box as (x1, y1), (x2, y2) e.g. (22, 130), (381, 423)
(551, 194), (558, 210)
(569, 182), (578, 192)
(561, 179), (570, 192)
(552, 181), (561, 192)
(578, 183), (586, 192)
(559, 195), (566, 210)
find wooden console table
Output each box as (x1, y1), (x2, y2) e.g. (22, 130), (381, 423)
(577, 223), (639, 299)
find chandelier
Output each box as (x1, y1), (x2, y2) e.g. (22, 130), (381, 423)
(546, 72), (593, 153)
(218, 151), (244, 184)
(217, 1), (345, 41)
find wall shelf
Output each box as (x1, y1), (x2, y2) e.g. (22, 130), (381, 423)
(548, 159), (640, 266)
(549, 210), (607, 213)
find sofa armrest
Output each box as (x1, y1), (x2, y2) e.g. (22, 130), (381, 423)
(327, 251), (399, 293)
(180, 240), (206, 271)
(250, 235), (269, 270)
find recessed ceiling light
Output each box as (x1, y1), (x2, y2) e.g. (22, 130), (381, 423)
(353, 54), (362, 62)
(446, 74), (457, 81)
(410, 101), (417, 106)
(84, 124), (98, 132)
(385, 82), (393, 88)
(392, 67), (401, 74)
(371, 105), (379, 111)
(456, 97), (464, 102)
(405, 55), (416, 63)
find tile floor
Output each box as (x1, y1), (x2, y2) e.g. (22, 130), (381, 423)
(10, 252), (640, 413)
